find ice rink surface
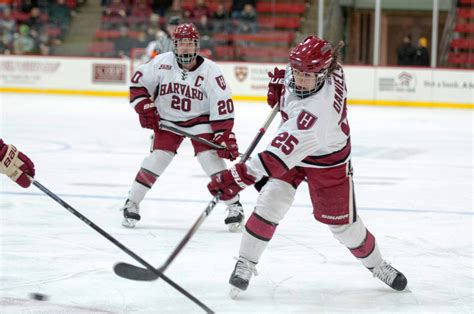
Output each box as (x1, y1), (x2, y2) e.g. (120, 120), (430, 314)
(0, 93), (472, 313)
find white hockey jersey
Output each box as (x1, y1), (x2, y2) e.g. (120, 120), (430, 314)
(130, 52), (234, 135)
(248, 66), (351, 179)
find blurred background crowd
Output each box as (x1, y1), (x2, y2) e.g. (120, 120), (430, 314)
(0, 0), (472, 68)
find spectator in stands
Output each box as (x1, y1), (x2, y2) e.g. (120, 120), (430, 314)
(130, 0), (153, 18)
(0, 30), (12, 54)
(0, 7), (16, 37)
(231, 0), (255, 19)
(213, 4), (228, 33)
(238, 3), (257, 34)
(191, 0), (210, 19)
(103, 0), (126, 18)
(26, 7), (44, 33)
(13, 24), (35, 55)
(397, 35), (415, 66)
(0, 0), (12, 14)
(151, 0), (172, 18)
(19, 0), (35, 13)
(414, 37), (429, 67)
(114, 26), (133, 57)
(197, 14), (213, 37)
(49, 0), (72, 40)
(134, 31), (149, 49)
(166, 0), (183, 20)
(197, 14), (214, 53)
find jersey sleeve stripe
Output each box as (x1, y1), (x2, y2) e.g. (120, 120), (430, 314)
(130, 87), (151, 102)
(258, 151), (289, 178)
(160, 114), (210, 127)
(210, 118), (234, 133)
(301, 139), (351, 167)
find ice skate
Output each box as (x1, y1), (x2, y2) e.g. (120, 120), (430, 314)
(121, 199), (141, 228)
(229, 257), (258, 299)
(225, 201), (245, 232)
(371, 260), (407, 291)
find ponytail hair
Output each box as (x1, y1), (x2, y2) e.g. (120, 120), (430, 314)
(328, 41), (345, 75)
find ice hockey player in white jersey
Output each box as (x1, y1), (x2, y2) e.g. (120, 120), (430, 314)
(122, 23), (245, 232)
(208, 36), (408, 296)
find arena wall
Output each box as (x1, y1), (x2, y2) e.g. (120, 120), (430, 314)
(0, 55), (472, 109)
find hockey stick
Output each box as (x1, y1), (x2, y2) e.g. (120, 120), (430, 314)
(160, 124), (225, 150)
(160, 124), (244, 157)
(30, 179), (214, 314)
(114, 104), (281, 281)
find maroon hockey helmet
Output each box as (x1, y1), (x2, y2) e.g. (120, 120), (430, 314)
(173, 23), (200, 64)
(289, 36), (333, 73)
(173, 22), (200, 40)
(286, 36), (333, 98)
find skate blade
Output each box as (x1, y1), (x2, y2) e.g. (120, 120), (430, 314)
(122, 218), (137, 228)
(229, 286), (242, 299)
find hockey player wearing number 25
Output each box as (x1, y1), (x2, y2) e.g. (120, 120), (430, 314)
(208, 36), (408, 297)
(121, 23), (246, 231)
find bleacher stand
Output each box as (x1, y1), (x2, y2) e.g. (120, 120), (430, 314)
(92, 0), (304, 62)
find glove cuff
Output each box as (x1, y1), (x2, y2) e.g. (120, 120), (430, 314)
(135, 99), (155, 113)
(231, 164), (256, 187)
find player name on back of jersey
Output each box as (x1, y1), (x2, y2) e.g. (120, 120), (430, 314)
(159, 82), (204, 100)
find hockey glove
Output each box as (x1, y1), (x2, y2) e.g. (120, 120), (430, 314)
(0, 140), (35, 188)
(135, 100), (160, 132)
(267, 67), (286, 108)
(213, 131), (239, 161)
(208, 164), (256, 201)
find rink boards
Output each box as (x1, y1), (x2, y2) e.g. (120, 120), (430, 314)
(0, 55), (472, 109)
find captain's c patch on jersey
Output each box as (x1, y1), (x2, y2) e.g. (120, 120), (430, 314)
(297, 110), (317, 130)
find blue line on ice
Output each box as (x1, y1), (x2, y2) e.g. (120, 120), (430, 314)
(2, 191), (472, 216)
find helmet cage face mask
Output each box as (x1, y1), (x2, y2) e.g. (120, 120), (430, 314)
(173, 38), (200, 64)
(285, 64), (328, 98)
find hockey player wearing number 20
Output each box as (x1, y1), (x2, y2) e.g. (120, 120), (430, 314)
(122, 23), (245, 231)
(207, 36), (408, 297)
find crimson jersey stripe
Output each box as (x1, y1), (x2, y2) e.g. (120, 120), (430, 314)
(130, 87), (151, 102)
(161, 114), (210, 127)
(210, 118), (234, 133)
(258, 151), (289, 178)
(302, 139), (351, 167)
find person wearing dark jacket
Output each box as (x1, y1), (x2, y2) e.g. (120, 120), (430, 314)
(397, 35), (415, 66)
(414, 37), (430, 66)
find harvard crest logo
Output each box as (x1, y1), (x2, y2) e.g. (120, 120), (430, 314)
(297, 110), (317, 130)
(234, 66), (248, 82)
(215, 75), (227, 90)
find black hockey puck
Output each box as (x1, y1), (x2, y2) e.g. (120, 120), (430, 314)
(29, 293), (48, 301)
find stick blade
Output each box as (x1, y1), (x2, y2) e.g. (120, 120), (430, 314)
(113, 262), (159, 281)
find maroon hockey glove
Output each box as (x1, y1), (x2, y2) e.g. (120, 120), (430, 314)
(267, 67), (286, 108)
(0, 139), (35, 188)
(213, 131), (239, 161)
(208, 164), (256, 201)
(135, 100), (160, 132)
